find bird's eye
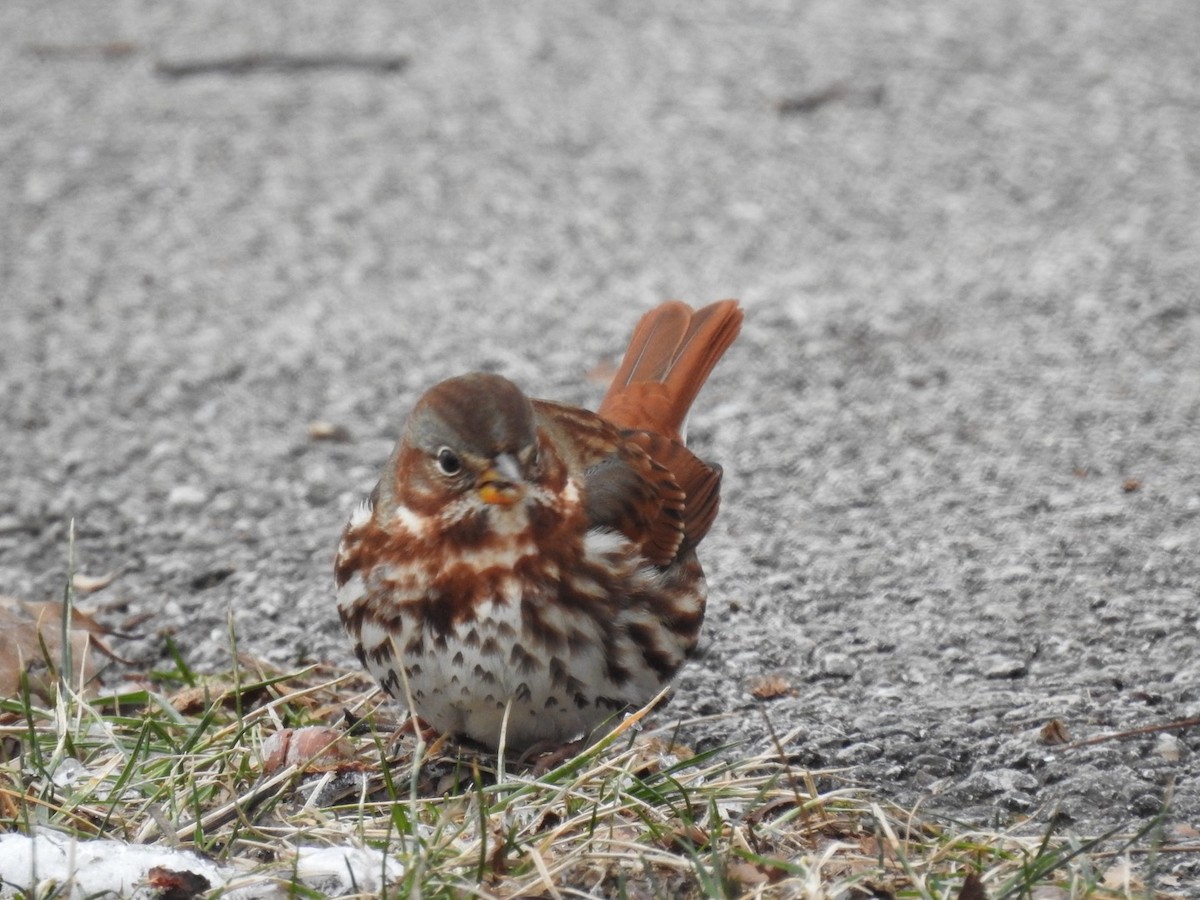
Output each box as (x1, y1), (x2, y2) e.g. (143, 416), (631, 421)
(435, 447), (462, 476)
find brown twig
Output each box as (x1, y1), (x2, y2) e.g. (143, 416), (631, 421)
(1093, 844), (1200, 857)
(155, 52), (407, 78)
(26, 42), (137, 59)
(1065, 715), (1200, 749)
(775, 83), (884, 115)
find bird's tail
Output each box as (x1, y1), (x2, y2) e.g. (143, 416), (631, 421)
(597, 299), (743, 443)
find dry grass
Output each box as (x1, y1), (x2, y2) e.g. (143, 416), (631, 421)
(0, 643), (1179, 899)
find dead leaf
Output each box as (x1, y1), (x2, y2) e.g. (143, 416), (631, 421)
(169, 678), (268, 715)
(749, 673), (797, 700)
(18, 600), (130, 658)
(1122, 478), (1141, 493)
(489, 827), (510, 877)
(169, 685), (217, 715)
(146, 865), (211, 900)
(71, 571), (117, 594)
(1156, 733), (1181, 762)
(744, 796), (800, 826)
(0, 596), (127, 701)
(957, 870), (987, 900)
(726, 861), (772, 887)
(628, 735), (695, 774)
(261, 726), (357, 775)
(663, 824), (710, 851)
(1039, 719), (1071, 745)
(308, 421), (352, 442)
(1101, 860), (1131, 890)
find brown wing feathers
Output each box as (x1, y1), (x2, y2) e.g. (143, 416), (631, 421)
(596, 300), (742, 555)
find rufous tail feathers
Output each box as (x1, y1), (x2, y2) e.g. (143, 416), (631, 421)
(597, 299), (743, 442)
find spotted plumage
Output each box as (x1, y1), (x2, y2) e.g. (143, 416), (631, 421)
(335, 300), (742, 751)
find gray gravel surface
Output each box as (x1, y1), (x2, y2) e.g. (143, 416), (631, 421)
(3, 0), (1199, 880)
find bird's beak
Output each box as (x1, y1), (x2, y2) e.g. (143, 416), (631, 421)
(478, 453), (524, 507)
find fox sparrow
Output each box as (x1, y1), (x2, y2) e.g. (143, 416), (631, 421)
(335, 300), (742, 752)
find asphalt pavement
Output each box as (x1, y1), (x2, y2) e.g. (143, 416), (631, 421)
(2, 0), (1198, 879)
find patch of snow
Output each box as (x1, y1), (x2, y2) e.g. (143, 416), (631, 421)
(0, 832), (405, 898)
(293, 845), (405, 893)
(0, 831), (228, 898)
(49, 757), (90, 789)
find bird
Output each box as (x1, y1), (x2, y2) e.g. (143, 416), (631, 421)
(335, 299), (742, 754)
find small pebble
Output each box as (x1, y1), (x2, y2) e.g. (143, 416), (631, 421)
(168, 485), (208, 507)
